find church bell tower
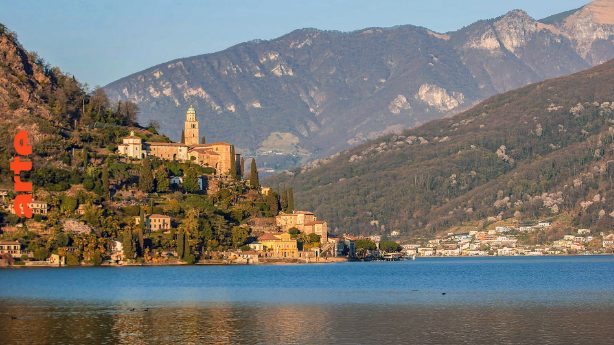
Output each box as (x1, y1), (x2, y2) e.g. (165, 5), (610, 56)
(184, 105), (199, 146)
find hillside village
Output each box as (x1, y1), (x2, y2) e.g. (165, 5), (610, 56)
(0, 100), (358, 266)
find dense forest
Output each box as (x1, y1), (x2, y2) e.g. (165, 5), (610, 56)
(268, 60), (614, 236)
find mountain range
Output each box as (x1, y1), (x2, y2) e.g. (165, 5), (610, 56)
(104, 0), (614, 172)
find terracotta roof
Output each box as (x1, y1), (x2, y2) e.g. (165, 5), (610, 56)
(259, 232), (281, 241)
(147, 142), (187, 147)
(191, 142), (231, 147)
(304, 220), (326, 226)
(0, 241), (20, 245)
(188, 147), (220, 155)
(148, 214), (170, 219)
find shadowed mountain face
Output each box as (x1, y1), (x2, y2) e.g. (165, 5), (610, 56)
(267, 59), (614, 236)
(104, 1), (614, 172)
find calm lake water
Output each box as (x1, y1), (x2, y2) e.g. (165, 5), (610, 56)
(2, 256), (614, 344)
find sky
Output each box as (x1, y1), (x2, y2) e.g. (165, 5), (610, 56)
(0, 0), (589, 87)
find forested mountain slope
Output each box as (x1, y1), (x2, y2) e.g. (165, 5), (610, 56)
(268, 59), (614, 236)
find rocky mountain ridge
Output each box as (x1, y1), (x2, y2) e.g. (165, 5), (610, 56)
(104, 1), (614, 172)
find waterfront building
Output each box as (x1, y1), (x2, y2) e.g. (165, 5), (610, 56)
(259, 232), (299, 258)
(0, 241), (21, 257)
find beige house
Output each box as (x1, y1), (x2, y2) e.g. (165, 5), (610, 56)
(117, 106), (238, 176)
(0, 241), (22, 257)
(117, 131), (145, 159)
(276, 211), (316, 231)
(276, 211), (328, 243)
(134, 214), (171, 231)
(303, 220), (328, 243)
(259, 232), (299, 258)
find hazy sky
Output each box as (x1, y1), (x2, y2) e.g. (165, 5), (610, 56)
(0, 0), (588, 87)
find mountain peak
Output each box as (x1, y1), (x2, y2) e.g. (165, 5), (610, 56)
(501, 9), (532, 20)
(585, 0), (614, 25)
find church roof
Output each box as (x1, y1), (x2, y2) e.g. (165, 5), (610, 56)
(191, 142), (232, 147)
(146, 142), (187, 147)
(189, 147), (219, 155)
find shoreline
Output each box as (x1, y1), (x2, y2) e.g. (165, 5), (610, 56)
(0, 257), (349, 268)
(2, 254), (613, 268)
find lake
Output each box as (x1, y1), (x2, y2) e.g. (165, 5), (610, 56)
(2, 256), (614, 344)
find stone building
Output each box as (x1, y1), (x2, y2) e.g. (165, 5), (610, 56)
(276, 211), (328, 244)
(303, 220), (328, 243)
(276, 211), (316, 231)
(0, 241), (22, 257)
(117, 131), (145, 159)
(258, 232), (299, 258)
(118, 106), (239, 176)
(134, 214), (171, 231)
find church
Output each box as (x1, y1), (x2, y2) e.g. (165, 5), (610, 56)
(118, 106), (239, 176)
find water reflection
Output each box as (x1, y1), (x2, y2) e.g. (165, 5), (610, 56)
(2, 300), (614, 345)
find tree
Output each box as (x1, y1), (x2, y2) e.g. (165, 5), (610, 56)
(102, 162), (110, 200)
(180, 129), (185, 144)
(82, 150), (88, 169)
(136, 225), (144, 257)
(288, 227), (301, 237)
(240, 157), (245, 177)
(200, 136), (206, 144)
(60, 195), (78, 213)
(155, 166), (170, 193)
(183, 167), (200, 194)
(355, 239), (377, 251)
(265, 192), (279, 216)
(139, 158), (155, 193)
(177, 230), (185, 259)
(287, 188), (294, 212)
(231, 226), (249, 248)
(229, 146), (237, 179)
(280, 189), (288, 212)
(180, 209), (200, 235)
(379, 240), (401, 252)
(122, 229), (136, 260)
(250, 158), (260, 189)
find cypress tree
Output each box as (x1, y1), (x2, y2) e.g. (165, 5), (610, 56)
(266, 192), (280, 216)
(183, 233), (191, 262)
(83, 150), (88, 169)
(240, 157), (245, 177)
(249, 158), (260, 189)
(280, 189), (288, 211)
(137, 225), (144, 257)
(139, 207), (145, 232)
(180, 129), (185, 144)
(139, 158), (154, 192)
(287, 188), (294, 212)
(102, 162), (110, 200)
(200, 136), (206, 144)
(229, 146), (237, 179)
(177, 230), (185, 259)
(122, 229), (136, 260)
